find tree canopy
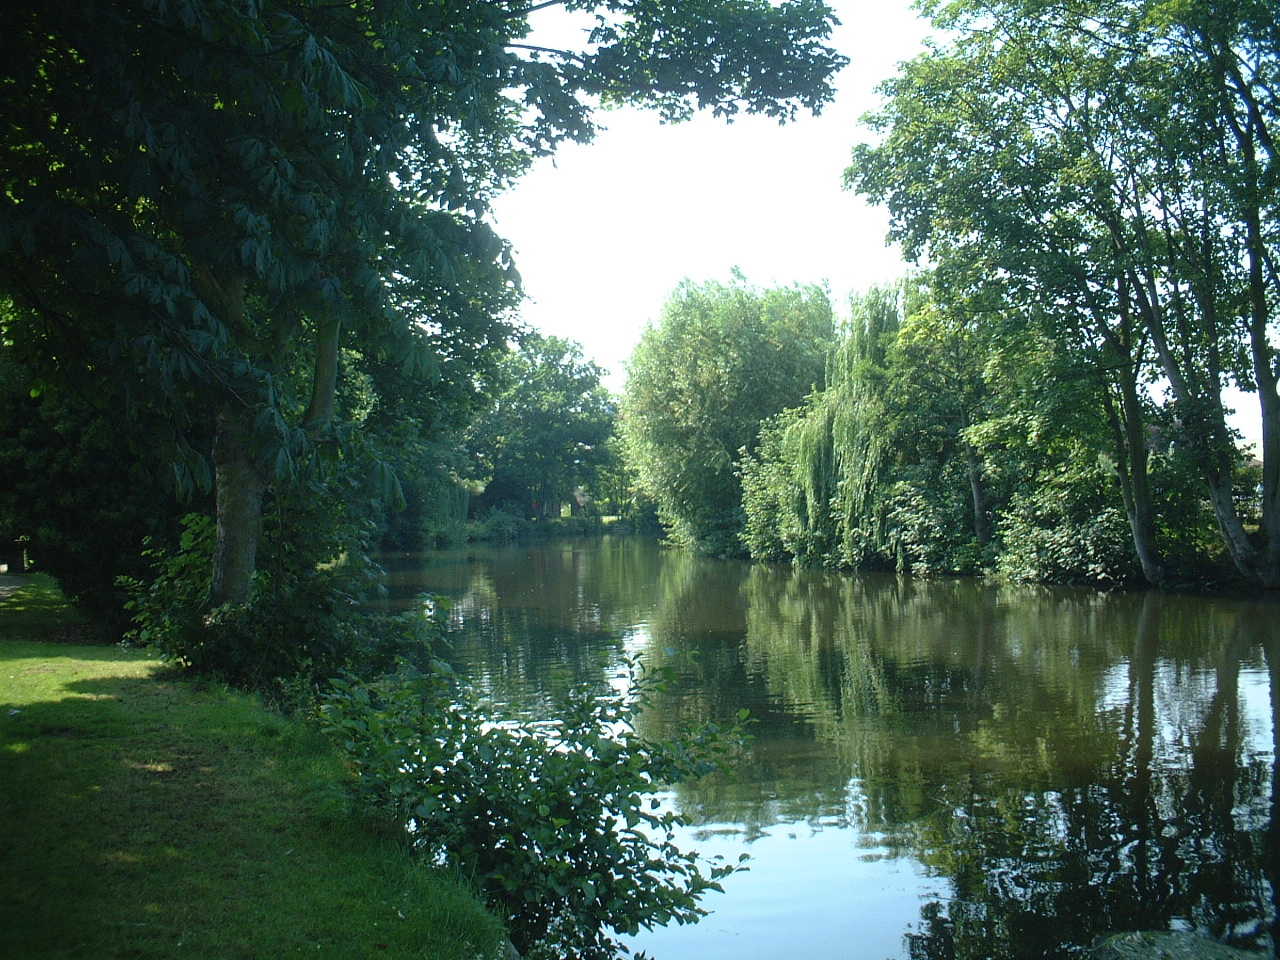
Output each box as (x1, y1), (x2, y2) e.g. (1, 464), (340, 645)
(465, 333), (614, 520)
(846, 0), (1279, 587)
(622, 274), (834, 555)
(0, 0), (848, 625)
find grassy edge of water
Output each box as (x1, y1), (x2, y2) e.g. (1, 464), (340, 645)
(0, 576), (510, 960)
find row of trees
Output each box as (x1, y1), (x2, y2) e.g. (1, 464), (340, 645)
(622, 273), (835, 555)
(619, 267), (1246, 588)
(737, 278), (1218, 584)
(0, 6), (847, 952)
(850, 0), (1278, 588)
(622, 0), (1278, 591)
(8, 0), (1275, 625)
(380, 333), (618, 548)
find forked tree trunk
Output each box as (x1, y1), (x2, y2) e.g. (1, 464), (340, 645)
(1094, 314), (1167, 588)
(1110, 373), (1166, 588)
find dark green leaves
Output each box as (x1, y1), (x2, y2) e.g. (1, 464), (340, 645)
(321, 656), (748, 959)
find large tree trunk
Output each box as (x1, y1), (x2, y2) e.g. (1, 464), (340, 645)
(1093, 305), (1167, 587)
(1201, 17), (1280, 586)
(1138, 271), (1271, 585)
(1243, 205), (1280, 585)
(207, 312), (342, 606)
(1122, 251), (1278, 586)
(1108, 371), (1166, 587)
(195, 267), (274, 607)
(209, 405), (270, 606)
(303, 315), (341, 430)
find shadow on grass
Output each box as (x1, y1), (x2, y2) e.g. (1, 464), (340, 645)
(0, 650), (507, 960)
(0, 574), (118, 644)
(0, 639), (149, 664)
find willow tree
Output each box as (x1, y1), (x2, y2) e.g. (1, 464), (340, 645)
(827, 286), (900, 565)
(739, 284), (899, 567)
(0, 1), (847, 614)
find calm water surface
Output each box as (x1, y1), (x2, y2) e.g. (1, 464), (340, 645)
(382, 538), (1279, 960)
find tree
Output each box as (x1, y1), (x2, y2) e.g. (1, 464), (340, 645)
(876, 290), (996, 567)
(466, 334), (614, 520)
(741, 284), (900, 567)
(0, 343), (190, 616)
(847, 0), (1279, 586)
(622, 274), (834, 555)
(0, 2), (847, 631)
(741, 280), (1004, 575)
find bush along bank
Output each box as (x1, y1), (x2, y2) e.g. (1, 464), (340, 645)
(322, 658), (750, 960)
(4, 574), (745, 959)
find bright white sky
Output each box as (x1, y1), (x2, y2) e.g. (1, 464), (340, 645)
(488, 0), (932, 390)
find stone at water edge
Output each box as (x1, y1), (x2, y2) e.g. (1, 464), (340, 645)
(1092, 931), (1267, 959)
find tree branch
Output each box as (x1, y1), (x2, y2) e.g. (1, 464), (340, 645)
(528, 0), (569, 13)
(508, 43), (585, 63)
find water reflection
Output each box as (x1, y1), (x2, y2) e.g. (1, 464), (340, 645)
(381, 540), (1279, 959)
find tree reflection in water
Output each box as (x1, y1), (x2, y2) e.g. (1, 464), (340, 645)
(383, 540), (1278, 959)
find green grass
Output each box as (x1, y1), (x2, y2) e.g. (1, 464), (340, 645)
(0, 572), (104, 641)
(0, 580), (509, 960)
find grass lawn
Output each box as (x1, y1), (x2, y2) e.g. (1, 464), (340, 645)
(0, 576), (508, 960)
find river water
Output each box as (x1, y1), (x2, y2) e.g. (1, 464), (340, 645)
(381, 537), (1279, 960)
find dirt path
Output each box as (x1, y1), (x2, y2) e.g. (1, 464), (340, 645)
(0, 575), (28, 602)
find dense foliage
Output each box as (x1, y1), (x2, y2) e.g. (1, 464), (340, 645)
(738, 277), (1226, 585)
(465, 334), (615, 521)
(0, 348), (189, 617)
(322, 657), (747, 960)
(0, 0), (846, 671)
(622, 274), (835, 556)
(120, 513), (433, 688)
(846, 0), (1278, 587)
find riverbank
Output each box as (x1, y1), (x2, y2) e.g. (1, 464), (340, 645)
(0, 577), (509, 960)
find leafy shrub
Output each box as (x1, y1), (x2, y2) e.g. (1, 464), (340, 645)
(996, 466), (1140, 586)
(118, 514), (216, 664)
(120, 513), (427, 691)
(882, 480), (957, 575)
(467, 507), (524, 542)
(321, 658), (748, 959)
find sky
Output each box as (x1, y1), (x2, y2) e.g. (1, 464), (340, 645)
(487, 0), (933, 390)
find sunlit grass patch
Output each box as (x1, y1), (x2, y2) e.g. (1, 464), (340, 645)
(0, 639), (508, 960)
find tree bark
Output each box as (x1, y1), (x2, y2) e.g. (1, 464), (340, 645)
(962, 436), (989, 545)
(303, 314), (341, 430)
(1105, 364), (1166, 587)
(1243, 204), (1280, 585)
(1113, 226), (1274, 585)
(209, 405), (270, 606)
(1088, 286), (1166, 587)
(1137, 266), (1270, 584)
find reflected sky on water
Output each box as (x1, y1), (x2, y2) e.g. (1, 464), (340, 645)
(381, 538), (1279, 959)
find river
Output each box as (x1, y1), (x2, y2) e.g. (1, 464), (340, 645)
(381, 537), (1279, 959)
